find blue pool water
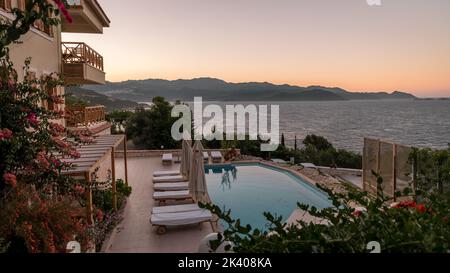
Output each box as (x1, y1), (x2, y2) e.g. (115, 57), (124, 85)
(205, 163), (332, 231)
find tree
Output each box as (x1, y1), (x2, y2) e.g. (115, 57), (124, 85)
(65, 93), (88, 108)
(106, 110), (133, 134)
(303, 134), (333, 151)
(294, 135), (298, 150)
(126, 97), (180, 149)
(281, 133), (285, 148)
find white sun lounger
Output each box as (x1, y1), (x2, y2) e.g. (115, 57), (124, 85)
(153, 190), (191, 205)
(154, 182), (189, 191)
(162, 153), (173, 165)
(150, 210), (213, 234)
(211, 151), (223, 163)
(152, 204), (202, 214)
(153, 175), (187, 183)
(203, 152), (209, 162)
(153, 170), (181, 177)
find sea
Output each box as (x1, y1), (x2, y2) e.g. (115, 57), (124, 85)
(147, 99), (450, 153)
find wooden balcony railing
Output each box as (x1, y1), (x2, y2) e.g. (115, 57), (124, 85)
(62, 42), (104, 71)
(66, 106), (106, 127)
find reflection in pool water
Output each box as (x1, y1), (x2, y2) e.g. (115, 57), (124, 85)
(204, 163), (332, 231)
(205, 164), (237, 191)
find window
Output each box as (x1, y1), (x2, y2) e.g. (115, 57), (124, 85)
(46, 87), (59, 111)
(0, 0), (12, 11)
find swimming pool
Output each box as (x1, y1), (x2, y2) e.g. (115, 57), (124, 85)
(205, 163), (332, 231)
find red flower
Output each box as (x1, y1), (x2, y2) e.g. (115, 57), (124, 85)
(416, 204), (427, 214)
(0, 128), (13, 140)
(27, 113), (39, 127)
(97, 209), (104, 222)
(352, 210), (362, 217)
(393, 201), (417, 209)
(52, 159), (62, 168)
(52, 137), (69, 149)
(74, 185), (85, 194)
(3, 173), (17, 188)
(68, 149), (81, 159)
(7, 78), (15, 88)
(53, 0), (73, 23)
(37, 153), (52, 169)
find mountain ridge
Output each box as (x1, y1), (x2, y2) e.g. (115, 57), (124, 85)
(83, 77), (416, 102)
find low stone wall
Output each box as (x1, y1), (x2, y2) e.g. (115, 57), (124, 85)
(317, 167), (362, 177)
(114, 149), (240, 158)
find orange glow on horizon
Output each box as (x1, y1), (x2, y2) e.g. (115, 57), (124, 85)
(63, 0), (450, 98)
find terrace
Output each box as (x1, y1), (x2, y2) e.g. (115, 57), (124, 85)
(101, 150), (347, 253)
(104, 156), (213, 253)
(62, 42), (106, 85)
(61, 0), (110, 34)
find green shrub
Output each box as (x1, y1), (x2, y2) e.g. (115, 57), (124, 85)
(92, 178), (132, 212)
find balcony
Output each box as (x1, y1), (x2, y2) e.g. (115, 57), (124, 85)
(62, 42), (105, 84)
(61, 0), (110, 34)
(66, 105), (106, 127)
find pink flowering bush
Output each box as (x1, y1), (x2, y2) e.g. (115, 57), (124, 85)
(0, 0), (94, 253)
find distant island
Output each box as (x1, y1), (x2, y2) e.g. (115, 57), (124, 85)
(79, 77), (417, 103)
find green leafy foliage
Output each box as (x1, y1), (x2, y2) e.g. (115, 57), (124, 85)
(92, 178), (132, 213)
(126, 97), (180, 149)
(106, 110), (133, 134)
(412, 146), (450, 194)
(65, 93), (89, 108)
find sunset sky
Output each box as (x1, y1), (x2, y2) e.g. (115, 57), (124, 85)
(63, 0), (450, 97)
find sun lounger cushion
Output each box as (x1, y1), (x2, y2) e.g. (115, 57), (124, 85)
(162, 153), (173, 162)
(211, 151), (222, 158)
(154, 182), (189, 191)
(150, 210), (212, 226)
(153, 190), (190, 200)
(153, 170), (181, 177)
(153, 175), (187, 183)
(152, 204), (202, 214)
(203, 152), (209, 159)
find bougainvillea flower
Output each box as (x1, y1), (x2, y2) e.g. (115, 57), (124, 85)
(97, 209), (104, 222)
(0, 128), (13, 140)
(352, 210), (362, 217)
(27, 113), (39, 127)
(392, 201), (417, 209)
(3, 173), (17, 188)
(417, 204), (427, 214)
(53, 0), (73, 23)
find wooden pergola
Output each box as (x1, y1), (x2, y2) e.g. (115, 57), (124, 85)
(61, 134), (129, 224)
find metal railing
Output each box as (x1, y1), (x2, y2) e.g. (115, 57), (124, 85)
(66, 105), (106, 127)
(62, 42), (104, 71)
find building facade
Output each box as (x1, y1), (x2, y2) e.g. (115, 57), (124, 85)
(1, 0), (111, 134)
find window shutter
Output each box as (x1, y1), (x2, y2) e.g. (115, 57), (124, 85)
(0, 0), (12, 11)
(18, 0), (26, 11)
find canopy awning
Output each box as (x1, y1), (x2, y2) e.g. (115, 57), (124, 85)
(61, 134), (125, 176)
(60, 134), (129, 223)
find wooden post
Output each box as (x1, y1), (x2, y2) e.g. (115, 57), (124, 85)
(124, 136), (129, 187)
(111, 147), (117, 211)
(376, 139), (381, 196)
(393, 144), (397, 201)
(84, 171), (94, 225)
(362, 138), (367, 192)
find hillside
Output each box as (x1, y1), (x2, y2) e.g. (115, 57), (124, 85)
(66, 87), (139, 111)
(82, 77), (417, 102)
